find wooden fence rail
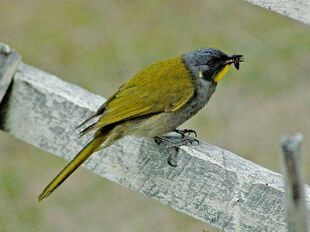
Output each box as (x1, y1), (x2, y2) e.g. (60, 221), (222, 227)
(245, 0), (310, 25)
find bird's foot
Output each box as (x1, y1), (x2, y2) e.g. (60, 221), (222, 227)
(174, 128), (199, 146)
(154, 134), (200, 167)
(174, 128), (197, 138)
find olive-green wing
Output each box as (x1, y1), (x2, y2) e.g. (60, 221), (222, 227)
(80, 57), (194, 135)
(76, 84), (124, 130)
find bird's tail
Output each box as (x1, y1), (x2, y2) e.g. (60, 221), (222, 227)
(38, 134), (107, 201)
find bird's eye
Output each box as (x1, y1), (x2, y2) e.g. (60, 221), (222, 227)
(207, 60), (217, 68)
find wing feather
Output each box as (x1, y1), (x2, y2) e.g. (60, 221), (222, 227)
(80, 57), (194, 135)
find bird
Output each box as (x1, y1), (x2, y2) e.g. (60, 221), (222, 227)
(38, 47), (244, 201)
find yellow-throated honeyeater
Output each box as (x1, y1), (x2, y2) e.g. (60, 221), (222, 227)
(38, 48), (243, 201)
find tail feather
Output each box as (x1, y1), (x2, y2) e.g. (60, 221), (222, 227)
(76, 114), (97, 130)
(38, 136), (106, 201)
(79, 122), (97, 137)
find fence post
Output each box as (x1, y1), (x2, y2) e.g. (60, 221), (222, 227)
(281, 134), (309, 232)
(0, 43), (21, 103)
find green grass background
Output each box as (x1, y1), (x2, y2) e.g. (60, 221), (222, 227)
(0, 0), (309, 231)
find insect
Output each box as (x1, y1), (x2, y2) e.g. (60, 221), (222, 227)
(231, 55), (244, 70)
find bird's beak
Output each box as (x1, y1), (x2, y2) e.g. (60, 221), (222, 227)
(223, 55), (244, 70)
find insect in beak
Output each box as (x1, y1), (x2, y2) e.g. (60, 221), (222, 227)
(224, 55), (244, 70)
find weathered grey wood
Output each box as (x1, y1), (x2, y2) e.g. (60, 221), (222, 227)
(0, 43), (21, 103)
(245, 0), (310, 25)
(281, 134), (309, 232)
(0, 63), (310, 232)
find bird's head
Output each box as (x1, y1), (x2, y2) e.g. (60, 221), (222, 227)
(183, 48), (244, 83)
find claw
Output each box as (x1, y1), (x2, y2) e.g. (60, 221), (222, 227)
(174, 129), (185, 138)
(186, 138), (193, 145)
(174, 129), (197, 138)
(167, 156), (178, 167)
(192, 138), (199, 145)
(154, 137), (162, 145)
(181, 138), (200, 146)
(167, 151), (178, 167)
(183, 129), (197, 138)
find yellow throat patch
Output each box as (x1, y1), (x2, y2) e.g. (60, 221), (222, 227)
(214, 65), (230, 83)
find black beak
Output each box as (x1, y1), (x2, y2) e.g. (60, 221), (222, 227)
(224, 55), (244, 70)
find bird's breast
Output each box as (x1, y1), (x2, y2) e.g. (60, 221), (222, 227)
(174, 78), (216, 122)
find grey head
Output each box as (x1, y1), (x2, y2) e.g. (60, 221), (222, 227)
(183, 48), (243, 83)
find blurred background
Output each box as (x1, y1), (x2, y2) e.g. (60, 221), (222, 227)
(0, 0), (309, 231)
